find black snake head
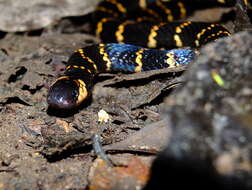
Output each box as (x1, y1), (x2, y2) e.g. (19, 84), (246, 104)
(47, 76), (88, 109)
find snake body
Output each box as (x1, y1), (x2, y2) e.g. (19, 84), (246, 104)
(47, 0), (239, 109)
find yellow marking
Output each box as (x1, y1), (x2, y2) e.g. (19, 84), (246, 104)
(175, 22), (191, 34)
(135, 48), (145, 72)
(166, 58), (176, 67)
(66, 65), (85, 70)
(176, 26), (182, 33)
(96, 18), (113, 38)
(115, 20), (134, 43)
(139, 0), (147, 8)
(195, 23), (230, 46)
(205, 30), (230, 41)
(95, 6), (119, 17)
(195, 40), (200, 47)
(177, 2), (186, 19)
(184, 22), (191, 26)
(79, 49), (97, 71)
(99, 43), (112, 71)
(174, 34), (183, 47)
(244, 0), (248, 5)
(106, 0), (126, 13)
(217, 0), (225, 3)
(196, 28), (206, 40)
(148, 25), (159, 48)
(87, 69), (92, 73)
(195, 24), (219, 46)
(147, 23), (165, 48)
(92, 63), (98, 71)
(222, 31), (230, 36)
(165, 53), (176, 68)
(156, 1), (173, 22)
(75, 48), (98, 73)
(75, 79), (88, 105)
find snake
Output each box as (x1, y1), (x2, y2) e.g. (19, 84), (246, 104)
(47, 0), (247, 109)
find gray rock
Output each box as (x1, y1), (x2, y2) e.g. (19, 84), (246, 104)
(0, 0), (100, 32)
(145, 31), (252, 189)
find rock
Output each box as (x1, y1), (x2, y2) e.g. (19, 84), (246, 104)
(145, 31), (252, 189)
(0, 0), (100, 32)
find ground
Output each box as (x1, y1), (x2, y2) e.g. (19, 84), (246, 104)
(0, 1), (252, 190)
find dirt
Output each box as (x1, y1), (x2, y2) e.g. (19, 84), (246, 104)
(0, 1), (251, 190)
(0, 27), (178, 190)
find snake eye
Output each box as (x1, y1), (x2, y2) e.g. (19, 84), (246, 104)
(47, 78), (80, 109)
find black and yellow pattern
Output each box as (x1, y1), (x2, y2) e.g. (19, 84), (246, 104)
(47, 0), (247, 109)
(47, 43), (195, 109)
(93, 0), (233, 49)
